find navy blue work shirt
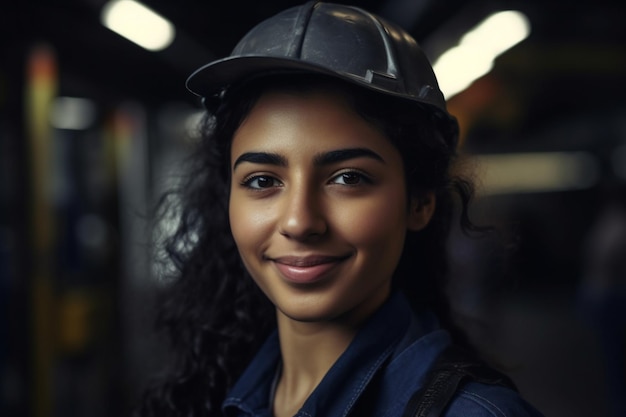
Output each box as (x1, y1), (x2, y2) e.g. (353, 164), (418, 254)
(223, 292), (544, 417)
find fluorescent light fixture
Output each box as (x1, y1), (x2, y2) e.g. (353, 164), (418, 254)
(49, 97), (97, 130)
(476, 151), (600, 195)
(434, 10), (531, 99)
(101, 0), (175, 51)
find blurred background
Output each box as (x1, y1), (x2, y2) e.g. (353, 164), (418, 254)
(1, 0), (625, 416)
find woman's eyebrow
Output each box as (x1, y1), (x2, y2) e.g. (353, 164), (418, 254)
(233, 152), (287, 169)
(314, 148), (385, 166)
(233, 148), (385, 169)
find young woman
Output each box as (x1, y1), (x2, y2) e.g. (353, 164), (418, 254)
(137, 2), (545, 416)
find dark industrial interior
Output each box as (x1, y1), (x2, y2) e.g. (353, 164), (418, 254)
(2, 0), (625, 416)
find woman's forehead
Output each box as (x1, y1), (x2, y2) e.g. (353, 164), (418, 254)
(236, 90), (371, 138)
(230, 89), (399, 162)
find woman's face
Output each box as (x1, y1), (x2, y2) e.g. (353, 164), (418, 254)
(229, 89), (428, 325)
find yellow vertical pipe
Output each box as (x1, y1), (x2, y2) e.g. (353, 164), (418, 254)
(25, 44), (57, 417)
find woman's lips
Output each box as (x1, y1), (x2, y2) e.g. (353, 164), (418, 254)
(270, 255), (350, 284)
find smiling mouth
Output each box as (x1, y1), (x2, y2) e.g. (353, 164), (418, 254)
(269, 254), (351, 284)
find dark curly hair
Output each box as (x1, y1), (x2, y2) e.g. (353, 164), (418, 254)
(135, 75), (480, 416)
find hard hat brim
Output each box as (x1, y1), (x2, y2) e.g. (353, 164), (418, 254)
(186, 55), (448, 113)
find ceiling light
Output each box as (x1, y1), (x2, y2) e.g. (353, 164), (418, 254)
(434, 10), (531, 99)
(476, 151), (599, 195)
(101, 0), (175, 51)
(49, 97), (97, 130)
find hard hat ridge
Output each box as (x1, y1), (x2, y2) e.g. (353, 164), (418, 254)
(281, 0), (316, 59)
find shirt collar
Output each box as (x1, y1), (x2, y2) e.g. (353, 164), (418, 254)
(223, 292), (418, 416)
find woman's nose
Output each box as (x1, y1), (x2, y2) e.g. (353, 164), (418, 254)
(278, 185), (328, 240)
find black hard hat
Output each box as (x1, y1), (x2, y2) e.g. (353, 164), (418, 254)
(186, 1), (458, 145)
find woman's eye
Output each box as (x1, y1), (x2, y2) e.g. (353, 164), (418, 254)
(332, 172), (369, 186)
(243, 175), (279, 189)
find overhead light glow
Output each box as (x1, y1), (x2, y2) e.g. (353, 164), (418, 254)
(101, 0), (175, 51)
(434, 10), (531, 99)
(476, 151), (599, 195)
(49, 97), (97, 130)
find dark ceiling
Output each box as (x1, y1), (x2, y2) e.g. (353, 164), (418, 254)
(3, 0), (626, 151)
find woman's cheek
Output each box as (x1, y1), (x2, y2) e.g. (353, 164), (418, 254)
(335, 194), (407, 244)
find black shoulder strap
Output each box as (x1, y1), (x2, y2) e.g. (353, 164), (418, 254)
(401, 346), (517, 417)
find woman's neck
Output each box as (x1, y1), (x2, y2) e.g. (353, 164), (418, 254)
(272, 313), (359, 417)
